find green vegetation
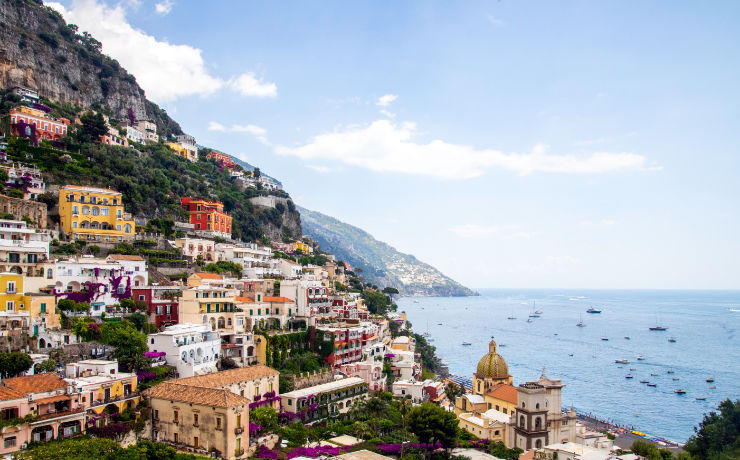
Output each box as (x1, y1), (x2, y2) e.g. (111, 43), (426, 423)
(407, 402), (459, 450)
(630, 441), (676, 460)
(3, 138), (299, 242)
(684, 398), (740, 460)
(18, 438), (209, 460)
(203, 260), (243, 277)
(0, 352), (33, 378)
(35, 358), (58, 374)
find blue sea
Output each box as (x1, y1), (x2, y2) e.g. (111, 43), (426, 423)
(397, 289), (740, 443)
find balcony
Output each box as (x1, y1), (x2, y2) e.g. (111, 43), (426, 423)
(235, 427), (244, 434)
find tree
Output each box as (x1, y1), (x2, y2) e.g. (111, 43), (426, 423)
(407, 402), (459, 452)
(128, 312), (148, 331)
(684, 399), (740, 459)
(101, 322), (148, 371)
(251, 407), (278, 432)
(0, 352), (34, 378)
(219, 357), (238, 370)
(362, 290), (391, 315)
(77, 111), (108, 143)
(445, 382), (464, 403)
(35, 358), (58, 374)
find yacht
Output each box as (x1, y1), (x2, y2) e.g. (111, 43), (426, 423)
(526, 318), (533, 323)
(462, 342), (472, 346)
(647, 383), (657, 387)
(624, 336), (631, 340)
(625, 375), (634, 379)
(668, 337), (677, 343)
(649, 326), (668, 331)
(672, 377), (680, 381)
(650, 373), (659, 376)
(667, 369), (675, 374)
(576, 314), (586, 327)
(696, 397), (706, 401)
(709, 385), (716, 389)
(586, 307), (602, 314)
(706, 378), (715, 383)
(636, 355), (646, 361)
(674, 389), (686, 395)
(615, 359), (630, 364)
(529, 301), (540, 318)
(601, 337), (609, 341)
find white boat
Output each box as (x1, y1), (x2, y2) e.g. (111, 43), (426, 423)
(729, 308), (740, 312)
(576, 314), (585, 327)
(586, 307), (602, 314)
(462, 342), (472, 346)
(674, 389), (686, 395)
(637, 355), (646, 360)
(526, 318), (533, 323)
(615, 359), (630, 364)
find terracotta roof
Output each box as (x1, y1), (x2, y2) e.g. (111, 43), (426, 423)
(108, 254), (146, 261)
(145, 381), (250, 408)
(485, 383), (518, 404)
(236, 296), (255, 303)
(193, 272), (223, 280)
(263, 296), (294, 303)
(0, 386), (25, 401)
(34, 394), (72, 404)
(176, 365), (280, 389)
(2, 374), (67, 395)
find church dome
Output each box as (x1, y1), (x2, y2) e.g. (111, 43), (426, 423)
(476, 340), (509, 379)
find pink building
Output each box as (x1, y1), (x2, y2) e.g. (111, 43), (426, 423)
(339, 361), (386, 392)
(0, 374), (85, 455)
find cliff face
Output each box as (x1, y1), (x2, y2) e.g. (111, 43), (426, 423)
(0, 0), (180, 134)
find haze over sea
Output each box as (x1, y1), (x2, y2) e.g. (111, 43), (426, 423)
(398, 289), (740, 443)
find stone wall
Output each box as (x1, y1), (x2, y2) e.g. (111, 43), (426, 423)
(0, 194), (47, 228)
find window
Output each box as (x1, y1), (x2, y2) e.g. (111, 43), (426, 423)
(40, 303), (46, 313)
(4, 437), (16, 448)
(520, 416), (525, 427)
(72, 205), (79, 215)
(124, 224), (131, 233)
(117, 209), (122, 219)
(193, 413), (199, 426)
(92, 207), (100, 216)
(7, 281), (16, 293)
(6, 301), (14, 312)
(216, 417), (222, 429)
(174, 433), (178, 443)
(102, 208), (109, 216)
(194, 436), (199, 447)
(236, 414), (241, 428)
(536, 403), (540, 409)
(174, 410), (179, 422)
(47, 268), (53, 279)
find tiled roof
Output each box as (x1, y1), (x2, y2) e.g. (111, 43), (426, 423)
(236, 296), (255, 303)
(108, 254), (146, 261)
(485, 383), (518, 404)
(176, 365), (279, 389)
(0, 386), (25, 401)
(263, 296), (294, 303)
(2, 374), (67, 395)
(193, 272), (222, 280)
(146, 382), (250, 408)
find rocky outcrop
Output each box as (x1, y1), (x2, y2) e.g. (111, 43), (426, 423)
(0, 0), (180, 134)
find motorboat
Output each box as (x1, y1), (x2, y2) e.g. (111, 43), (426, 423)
(649, 326), (668, 331)
(462, 342), (472, 346)
(630, 368), (637, 371)
(535, 309), (543, 314)
(637, 356), (646, 361)
(615, 359), (629, 364)
(640, 380), (649, 383)
(647, 383), (657, 387)
(569, 353), (574, 357)
(587, 307), (602, 314)
(709, 385), (716, 389)
(674, 389), (686, 394)
(624, 336), (630, 340)
(672, 378), (680, 381)
(601, 337), (609, 341)
(625, 375), (634, 379)
(650, 373), (658, 376)
(668, 337), (677, 343)
(706, 378), (715, 383)
(696, 397), (706, 401)
(526, 318), (533, 323)
(667, 370), (675, 374)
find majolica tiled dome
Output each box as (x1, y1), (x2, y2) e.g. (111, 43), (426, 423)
(476, 340), (509, 379)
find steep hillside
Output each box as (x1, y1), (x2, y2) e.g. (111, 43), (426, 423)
(0, 0), (180, 136)
(299, 206), (476, 297)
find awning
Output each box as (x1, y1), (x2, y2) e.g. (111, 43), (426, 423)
(34, 394), (71, 404)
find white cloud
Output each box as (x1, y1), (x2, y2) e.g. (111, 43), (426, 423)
(379, 109), (396, 119)
(154, 0), (173, 15)
(47, 0), (276, 103)
(232, 124), (267, 136)
(275, 119), (658, 179)
(207, 121), (226, 132)
(512, 255), (583, 275)
(487, 14), (505, 26)
(376, 94), (398, 107)
(600, 219), (616, 226)
(229, 73), (277, 98)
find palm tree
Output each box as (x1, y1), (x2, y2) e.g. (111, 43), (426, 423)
(399, 397), (412, 458)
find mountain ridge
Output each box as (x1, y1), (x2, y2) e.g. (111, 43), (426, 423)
(299, 206), (476, 297)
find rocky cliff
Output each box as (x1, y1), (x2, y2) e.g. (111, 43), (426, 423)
(299, 206), (476, 297)
(0, 0), (180, 135)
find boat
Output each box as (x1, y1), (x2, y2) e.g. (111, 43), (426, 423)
(624, 336), (630, 340)
(667, 369), (675, 374)
(586, 307), (602, 314)
(729, 308), (740, 312)
(649, 326), (668, 331)
(630, 368), (637, 371)
(696, 397), (706, 401)
(569, 353), (574, 357)
(706, 378), (715, 383)
(640, 380), (649, 383)
(709, 385), (716, 389)
(625, 375), (634, 379)
(615, 359), (629, 364)
(529, 301), (540, 318)
(647, 383), (657, 387)
(672, 378), (680, 381)
(668, 337), (677, 343)
(674, 389), (686, 394)
(437, 323), (443, 325)
(462, 342), (472, 346)
(413, 300), (419, 303)
(526, 318), (533, 323)
(650, 373), (658, 376)
(637, 355), (646, 360)
(601, 337), (609, 341)
(576, 314), (585, 327)
(428, 338), (435, 342)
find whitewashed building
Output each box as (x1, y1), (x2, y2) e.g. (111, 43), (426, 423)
(146, 323), (221, 377)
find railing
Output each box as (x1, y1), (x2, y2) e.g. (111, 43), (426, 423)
(234, 427), (244, 434)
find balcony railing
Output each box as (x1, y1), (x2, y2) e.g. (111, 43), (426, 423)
(235, 427), (244, 434)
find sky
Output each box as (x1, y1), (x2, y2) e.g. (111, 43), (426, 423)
(47, 0), (740, 290)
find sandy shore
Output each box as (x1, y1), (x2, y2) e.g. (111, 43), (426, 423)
(576, 412), (684, 453)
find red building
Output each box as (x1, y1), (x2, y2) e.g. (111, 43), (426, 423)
(132, 286), (179, 328)
(205, 150), (238, 169)
(10, 106), (70, 145)
(180, 197), (232, 238)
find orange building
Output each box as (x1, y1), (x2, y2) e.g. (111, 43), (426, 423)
(9, 107), (70, 145)
(206, 150), (238, 169)
(180, 197), (232, 238)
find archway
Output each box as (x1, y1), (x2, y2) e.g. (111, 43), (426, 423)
(39, 338), (46, 348)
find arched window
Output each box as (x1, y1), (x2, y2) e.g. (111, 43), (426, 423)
(522, 402), (526, 408)
(477, 382), (481, 392)
(536, 403), (540, 409)
(520, 416), (525, 427)
(535, 417), (542, 429)
(82, 206), (90, 215)
(124, 224), (131, 233)
(92, 207), (100, 216)
(535, 440), (542, 448)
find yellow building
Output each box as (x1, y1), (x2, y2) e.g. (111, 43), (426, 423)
(58, 185), (136, 242)
(65, 360), (140, 415)
(293, 240), (312, 254)
(0, 273), (59, 332)
(166, 142), (198, 162)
